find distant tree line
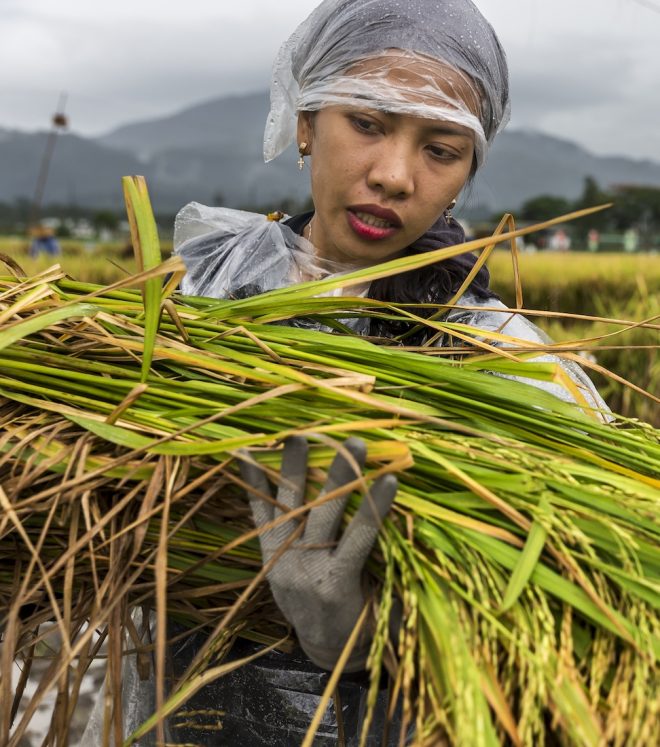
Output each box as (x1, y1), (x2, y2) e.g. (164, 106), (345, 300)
(514, 177), (660, 240)
(2, 179), (659, 244)
(0, 193), (316, 237)
(0, 199), (178, 238)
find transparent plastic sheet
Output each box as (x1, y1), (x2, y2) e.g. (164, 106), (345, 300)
(436, 292), (612, 417)
(264, 0), (510, 166)
(174, 202), (372, 334)
(175, 203), (343, 299)
(80, 610), (165, 747)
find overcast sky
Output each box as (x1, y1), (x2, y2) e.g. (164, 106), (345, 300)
(2, 0), (660, 161)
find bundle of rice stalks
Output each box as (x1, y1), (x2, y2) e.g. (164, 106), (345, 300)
(1, 180), (658, 746)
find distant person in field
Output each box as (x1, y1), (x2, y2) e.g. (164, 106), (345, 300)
(29, 225), (61, 257)
(549, 228), (571, 251)
(588, 228), (601, 251)
(83, 1), (608, 744)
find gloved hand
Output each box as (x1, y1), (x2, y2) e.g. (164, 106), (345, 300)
(238, 436), (397, 673)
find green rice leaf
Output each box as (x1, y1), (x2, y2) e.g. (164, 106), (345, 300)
(122, 175), (163, 383)
(499, 496), (551, 613)
(0, 303), (97, 350)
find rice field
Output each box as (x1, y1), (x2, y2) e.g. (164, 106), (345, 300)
(486, 250), (660, 316)
(487, 251), (660, 425)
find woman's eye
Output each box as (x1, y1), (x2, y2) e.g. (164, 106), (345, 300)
(350, 116), (379, 134)
(427, 145), (459, 162)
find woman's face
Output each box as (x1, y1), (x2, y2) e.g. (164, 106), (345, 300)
(297, 105), (475, 267)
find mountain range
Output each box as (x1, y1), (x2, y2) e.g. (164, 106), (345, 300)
(4, 90), (660, 217)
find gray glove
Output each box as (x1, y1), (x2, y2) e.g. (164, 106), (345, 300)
(238, 436), (397, 672)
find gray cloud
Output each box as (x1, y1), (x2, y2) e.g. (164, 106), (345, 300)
(511, 63), (633, 118)
(1, 0), (660, 161)
(501, 31), (660, 160)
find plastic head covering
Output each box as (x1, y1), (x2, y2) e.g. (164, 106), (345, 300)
(264, 0), (509, 168)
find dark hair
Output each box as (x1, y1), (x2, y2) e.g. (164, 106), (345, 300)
(367, 211), (494, 343)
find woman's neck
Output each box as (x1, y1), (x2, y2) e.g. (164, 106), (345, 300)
(305, 217), (397, 271)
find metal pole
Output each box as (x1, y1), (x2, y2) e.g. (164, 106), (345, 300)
(30, 92), (69, 227)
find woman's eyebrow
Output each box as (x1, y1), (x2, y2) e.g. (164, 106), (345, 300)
(346, 107), (473, 140)
(422, 123), (472, 138)
(376, 111), (473, 138)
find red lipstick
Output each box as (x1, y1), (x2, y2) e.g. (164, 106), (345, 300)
(346, 204), (402, 241)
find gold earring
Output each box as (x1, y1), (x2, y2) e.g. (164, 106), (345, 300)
(297, 142), (308, 171)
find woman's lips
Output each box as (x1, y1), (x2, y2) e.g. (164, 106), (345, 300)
(346, 206), (402, 241)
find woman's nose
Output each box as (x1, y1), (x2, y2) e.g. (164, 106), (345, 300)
(366, 141), (415, 198)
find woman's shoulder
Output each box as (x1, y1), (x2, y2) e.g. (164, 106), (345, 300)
(172, 203), (319, 299)
(439, 292), (610, 417)
(443, 291), (552, 345)
(174, 203), (275, 249)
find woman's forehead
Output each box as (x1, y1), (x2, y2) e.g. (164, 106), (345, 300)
(345, 50), (481, 117)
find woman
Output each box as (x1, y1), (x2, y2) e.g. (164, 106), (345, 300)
(84, 1), (607, 744)
(174, 0), (604, 410)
